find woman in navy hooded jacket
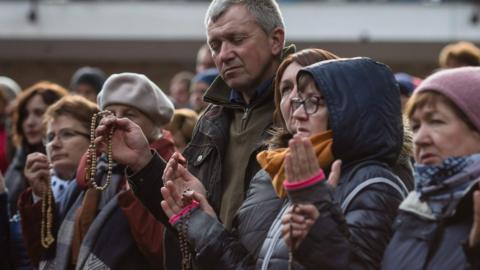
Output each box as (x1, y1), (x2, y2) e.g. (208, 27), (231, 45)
(381, 67), (480, 269)
(160, 57), (410, 269)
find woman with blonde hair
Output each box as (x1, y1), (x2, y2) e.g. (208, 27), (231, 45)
(165, 109), (199, 152)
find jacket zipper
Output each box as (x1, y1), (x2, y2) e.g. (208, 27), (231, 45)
(241, 106), (251, 130)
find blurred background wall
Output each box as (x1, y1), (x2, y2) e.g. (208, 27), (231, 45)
(1, 0), (479, 91)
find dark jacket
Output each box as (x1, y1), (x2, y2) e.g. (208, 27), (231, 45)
(382, 197), (480, 270)
(382, 182), (480, 269)
(170, 58), (411, 269)
(128, 47), (295, 269)
(5, 143), (44, 215)
(0, 192), (12, 270)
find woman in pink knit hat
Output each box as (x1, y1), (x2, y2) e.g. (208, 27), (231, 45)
(382, 67), (480, 269)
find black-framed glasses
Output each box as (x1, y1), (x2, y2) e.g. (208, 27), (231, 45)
(290, 96), (322, 115)
(43, 128), (90, 146)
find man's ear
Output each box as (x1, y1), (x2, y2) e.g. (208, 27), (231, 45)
(269, 27), (285, 56)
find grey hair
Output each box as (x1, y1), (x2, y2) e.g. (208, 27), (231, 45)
(205, 0), (285, 34)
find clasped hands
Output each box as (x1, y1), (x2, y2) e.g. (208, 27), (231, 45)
(160, 152), (216, 220)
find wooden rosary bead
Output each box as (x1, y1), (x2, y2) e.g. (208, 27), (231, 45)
(40, 178), (54, 248)
(86, 111), (115, 191)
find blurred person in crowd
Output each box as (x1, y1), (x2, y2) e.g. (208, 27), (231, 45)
(395, 72), (422, 111)
(382, 67), (480, 269)
(0, 171), (11, 270)
(165, 108), (199, 152)
(0, 90), (13, 175)
(438, 41), (480, 69)
(6, 82), (67, 215)
(0, 173), (13, 270)
(169, 71), (194, 108)
(196, 43), (216, 73)
(161, 57), (410, 269)
(0, 76), (22, 173)
(189, 68), (219, 113)
(94, 0), (291, 268)
(0, 76), (22, 115)
(3, 81), (67, 270)
(70, 66), (106, 103)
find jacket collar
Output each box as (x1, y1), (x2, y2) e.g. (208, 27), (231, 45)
(399, 191), (436, 220)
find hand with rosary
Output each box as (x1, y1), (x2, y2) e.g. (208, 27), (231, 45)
(160, 160), (215, 270)
(24, 152), (55, 248)
(162, 152), (207, 198)
(94, 112), (153, 173)
(160, 156), (215, 219)
(24, 152), (52, 199)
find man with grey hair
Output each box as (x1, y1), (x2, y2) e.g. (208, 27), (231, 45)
(95, 0), (294, 268)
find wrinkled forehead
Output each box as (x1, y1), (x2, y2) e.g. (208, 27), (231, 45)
(206, 5), (260, 40)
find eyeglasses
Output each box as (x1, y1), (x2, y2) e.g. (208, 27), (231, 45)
(43, 128), (89, 146)
(290, 96), (322, 115)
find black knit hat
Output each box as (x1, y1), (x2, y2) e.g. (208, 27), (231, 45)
(70, 66), (106, 94)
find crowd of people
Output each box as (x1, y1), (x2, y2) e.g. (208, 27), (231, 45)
(1, 0), (480, 269)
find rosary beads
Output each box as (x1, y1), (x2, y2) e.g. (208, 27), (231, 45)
(178, 188), (193, 270)
(86, 110), (115, 191)
(40, 177), (55, 248)
(178, 213), (192, 270)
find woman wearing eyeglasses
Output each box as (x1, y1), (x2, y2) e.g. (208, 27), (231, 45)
(24, 96), (93, 202)
(17, 96), (97, 265)
(276, 58), (410, 269)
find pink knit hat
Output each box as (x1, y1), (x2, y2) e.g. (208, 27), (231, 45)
(416, 67), (480, 131)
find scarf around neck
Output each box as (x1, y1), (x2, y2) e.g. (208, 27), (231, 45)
(415, 153), (480, 219)
(256, 130), (334, 198)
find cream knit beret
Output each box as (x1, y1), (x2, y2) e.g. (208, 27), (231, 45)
(97, 73), (174, 127)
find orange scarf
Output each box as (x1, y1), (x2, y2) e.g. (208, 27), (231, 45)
(256, 131), (334, 198)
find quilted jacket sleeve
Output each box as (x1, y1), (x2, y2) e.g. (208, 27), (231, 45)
(294, 182), (403, 270)
(182, 208), (256, 270)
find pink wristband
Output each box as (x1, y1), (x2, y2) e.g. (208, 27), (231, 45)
(283, 170), (325, 190)
(169, 200), (200, 225)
